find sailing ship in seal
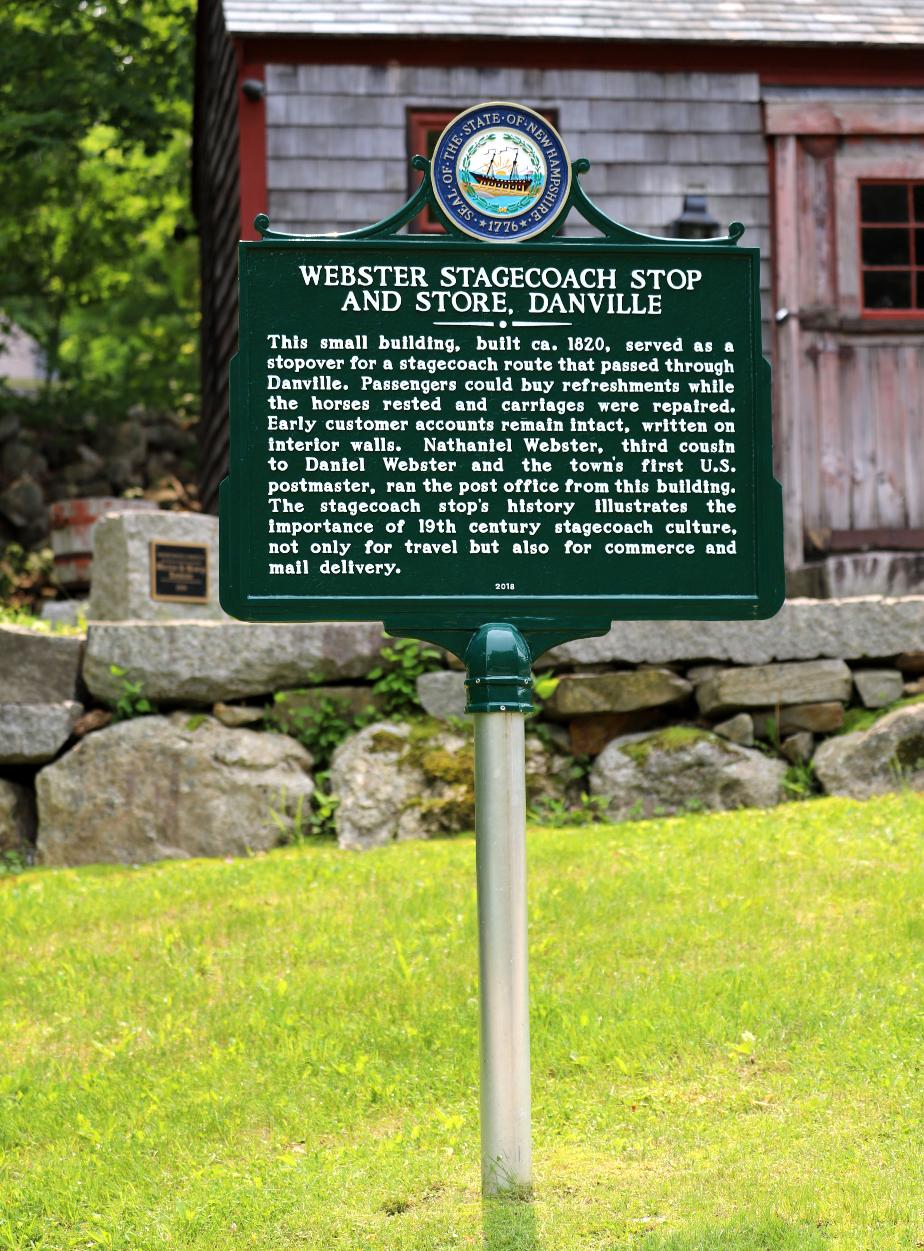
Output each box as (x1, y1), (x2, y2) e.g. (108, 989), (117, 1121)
(463, 147), (542, 198)
(457, 143), (546, 216)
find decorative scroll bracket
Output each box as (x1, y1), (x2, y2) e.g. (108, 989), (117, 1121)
(254, 156), (745, 247)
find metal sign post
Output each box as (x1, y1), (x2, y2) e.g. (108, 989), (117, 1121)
(219, 101), (785, 1200)
(466, 623), (534, 1194)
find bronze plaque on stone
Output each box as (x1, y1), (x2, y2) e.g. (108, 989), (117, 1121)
(150, 541), (210, 603)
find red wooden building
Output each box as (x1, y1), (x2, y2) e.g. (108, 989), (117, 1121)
(194, 0), (924, 594)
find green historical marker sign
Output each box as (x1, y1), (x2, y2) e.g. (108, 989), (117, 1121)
(219, 102), (786, 1197)
(220, 103), (783, 657)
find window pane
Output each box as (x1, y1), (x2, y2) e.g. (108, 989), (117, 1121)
(918, 271), (924, 309)
(864, 270), (912, 309)
(860, 184), (909, 222)
(915, 228), (924, 264)
(915, 185), (924, 222)
(862, 227), (910, 266)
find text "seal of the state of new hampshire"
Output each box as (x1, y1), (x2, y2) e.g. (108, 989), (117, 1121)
(430, 102), (572, 242)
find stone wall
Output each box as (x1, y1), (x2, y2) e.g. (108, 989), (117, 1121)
(0, 407), (198, 571)
(4, 598), (924, 865)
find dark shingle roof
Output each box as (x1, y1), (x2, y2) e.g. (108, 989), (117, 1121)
(223, 0), (924, 46)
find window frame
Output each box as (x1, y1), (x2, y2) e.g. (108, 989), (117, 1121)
(406, 110), (457, 235)
(857, 177), (924, 319)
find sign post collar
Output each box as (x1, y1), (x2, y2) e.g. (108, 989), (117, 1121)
(464, 622), (534, 714)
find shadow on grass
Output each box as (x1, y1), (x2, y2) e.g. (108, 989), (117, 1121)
(639, 1216), (830, 1250)
(482, 1196), (541, 1251)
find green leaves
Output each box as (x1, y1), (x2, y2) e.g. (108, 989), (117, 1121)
(532, 672), (560, 701)
(370, 639), (443, 717)
(265, 694), (369, 771)
(108, 663), (156, 721)
(0, 0), (198, 419)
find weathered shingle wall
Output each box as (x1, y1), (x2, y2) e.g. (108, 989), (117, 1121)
(263, 65), (771, 323)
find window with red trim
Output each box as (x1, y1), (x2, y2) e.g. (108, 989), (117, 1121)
(859, 180), (924, 314)
(407, 111), (455, 234)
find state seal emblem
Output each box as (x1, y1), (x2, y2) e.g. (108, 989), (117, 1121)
(430, 102), (572, 242)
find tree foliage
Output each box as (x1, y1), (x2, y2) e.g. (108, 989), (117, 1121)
(0, 0), (199, 421)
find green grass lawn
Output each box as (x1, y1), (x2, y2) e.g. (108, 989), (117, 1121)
(1, 795), (922, 1250)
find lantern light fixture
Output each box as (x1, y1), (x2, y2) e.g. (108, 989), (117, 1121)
(671, 192), (720, 239)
